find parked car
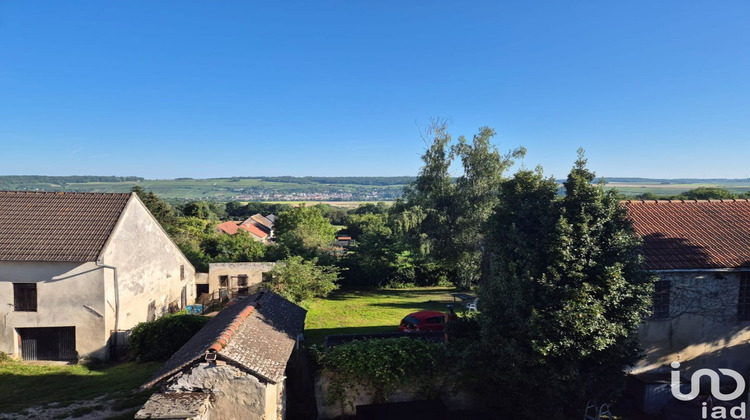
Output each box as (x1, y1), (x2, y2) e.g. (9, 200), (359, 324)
(399, 310), (446, 332)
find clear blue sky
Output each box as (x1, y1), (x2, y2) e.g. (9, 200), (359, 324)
(1, 1), (748, 179)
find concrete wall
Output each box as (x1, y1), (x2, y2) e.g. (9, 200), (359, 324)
(0, 261), (108, 359)
(100, 196), (196, 334)
(207, 262), (275, 294)
(634, 271), (750, 374)
(166, 362), (276, 420)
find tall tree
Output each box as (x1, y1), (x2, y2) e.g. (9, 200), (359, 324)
(399, 122), (522, 287)
(274, 205), (337, 259)
(131, 186), (177, 231)
(450, 127), (524, 288)
(477, 151), (654, 418)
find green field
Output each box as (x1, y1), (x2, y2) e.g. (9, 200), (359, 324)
(0, 176), (407, 201)
(303, 287), (462, 346)
(607, 182), (750, 197)
(5, 175), (750, 201)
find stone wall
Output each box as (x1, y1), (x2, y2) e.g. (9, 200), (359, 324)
(207, 262), (276, 294)
(166, 362), (274, 420)
(313, 371), (474, 419)
(635, 270), (750, 374)
(0, 261), (107, 359)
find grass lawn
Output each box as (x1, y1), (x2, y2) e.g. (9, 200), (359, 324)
(303, 287), (464, 346)
(0, 360), (159, 414)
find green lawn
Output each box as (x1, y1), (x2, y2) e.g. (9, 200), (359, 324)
(303, 287), (463, 346)
(0, 360), (159, 414)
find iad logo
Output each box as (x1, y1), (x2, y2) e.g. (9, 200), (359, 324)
(671, 361), (746, 419)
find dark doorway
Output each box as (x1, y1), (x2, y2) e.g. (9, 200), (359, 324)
(196, 284), (209, 296)
(18, 327), (76, 361)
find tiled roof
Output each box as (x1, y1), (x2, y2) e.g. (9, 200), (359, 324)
(239, 221), (269, 239)
(265, 214), (277, 223)
(216, 220), (241, 235)
(250, 214), (274, 230)
(144, 291), (306, 387)
(217, 220), (268, 239)
(0, 191), (131, 262)
(623, 200), (750, 270)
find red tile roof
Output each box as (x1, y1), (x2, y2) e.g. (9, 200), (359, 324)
(239, 221), (269, 239)
(0, 191), (132, 262)
(623, 200), (750, 270)
(144, 291), (306, 387)
(217, 220), (268, 240)
(216, 220), (241, 235)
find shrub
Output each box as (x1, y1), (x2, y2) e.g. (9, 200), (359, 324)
(319, 338), (446, 410)
(129, 314), (210, 362)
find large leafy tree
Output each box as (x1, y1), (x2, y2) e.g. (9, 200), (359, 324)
(131, 186), (177, 231)
(477, 151), (654, 418)
(275, 205), (338, 259)
(399, 122), (522, 287)
(265, 256), (339, 303)
(450, 127), (524, 288)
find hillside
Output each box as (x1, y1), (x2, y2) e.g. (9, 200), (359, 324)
(3, 176), (750, 201)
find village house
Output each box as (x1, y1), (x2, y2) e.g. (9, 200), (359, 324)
(216, 220), (269, 243)
(244, 213), (274, 237)
(136, 291), (306, 420)
(194, 262), (276, 299)
(624, 199), (750, 374)
(0, 191), (196, 361)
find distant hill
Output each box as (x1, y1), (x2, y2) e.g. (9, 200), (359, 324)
(0, 175), (413, 201)
(2, 175), (749, 201)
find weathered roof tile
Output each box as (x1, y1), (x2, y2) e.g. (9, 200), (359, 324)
(0, 191), (131, 262)
(144, 291), (306, 387)
(624, 199), (750, 270)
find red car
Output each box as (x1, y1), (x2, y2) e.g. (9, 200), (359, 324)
(399, 310), (446, 332)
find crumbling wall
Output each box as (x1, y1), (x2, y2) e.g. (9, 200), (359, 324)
(167, 362), (269, 420)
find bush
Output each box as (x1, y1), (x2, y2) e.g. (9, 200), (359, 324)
(129, 314), (210, 362)
(265, 256), (339, 303)
(319, 338), (446, 410)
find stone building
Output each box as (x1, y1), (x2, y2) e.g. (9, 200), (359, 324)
(624, 199), (750, 374)
(0, 191), (196, 361)
(137, 291), (306, 420)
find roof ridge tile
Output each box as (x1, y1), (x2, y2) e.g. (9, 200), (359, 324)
(206, 302), (258, 354)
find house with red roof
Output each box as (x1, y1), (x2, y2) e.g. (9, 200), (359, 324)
(0, 191), (196, 362)
(216, 220), (269, 243)
(624, 199), (750, 374)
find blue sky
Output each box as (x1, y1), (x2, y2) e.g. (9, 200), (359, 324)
(1, 1), (748, 179)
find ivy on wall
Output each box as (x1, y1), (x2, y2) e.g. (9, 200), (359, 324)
(316, 338), (447, 411)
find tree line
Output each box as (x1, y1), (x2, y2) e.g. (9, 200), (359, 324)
(134, 122), (676, 418)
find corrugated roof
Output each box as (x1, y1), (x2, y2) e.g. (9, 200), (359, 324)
(624, 199), (750, 270)
(144, 291), (306, 387)
(0, 191), (131, 262)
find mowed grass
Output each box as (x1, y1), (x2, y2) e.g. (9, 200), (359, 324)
(0, 360), (159, 413)
(303, 287), (461, 346)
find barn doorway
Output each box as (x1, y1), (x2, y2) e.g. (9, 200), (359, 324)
(17, 327), (76, 361)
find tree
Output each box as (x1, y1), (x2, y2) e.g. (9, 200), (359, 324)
(476, 151), (654, 418)
(200, 230), (266, 263)
(398, 122), (522, 287)
(450, 127), (524, 288)
(275, 205), (337, 259)
(131, 186), (177, 231)
(264, 256), (339, 303)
